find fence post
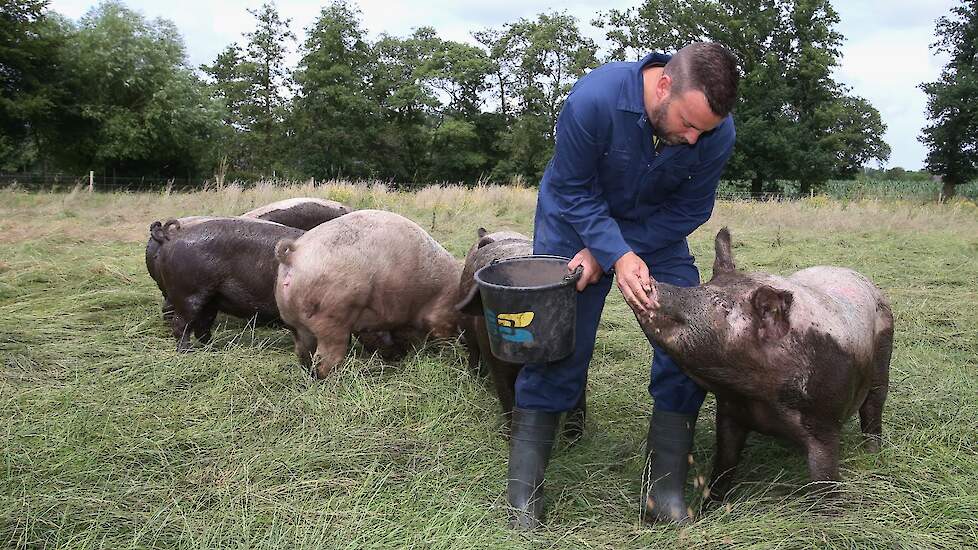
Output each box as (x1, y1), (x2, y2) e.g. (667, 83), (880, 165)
(88, 171), (94, 192)
(810, 188), (814, 199)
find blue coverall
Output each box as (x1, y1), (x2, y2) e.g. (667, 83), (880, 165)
(516, 52), (736, 415)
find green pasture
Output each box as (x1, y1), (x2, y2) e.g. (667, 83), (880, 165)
(1, 184), (976, 548)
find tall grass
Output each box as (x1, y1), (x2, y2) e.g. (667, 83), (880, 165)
(2, 183), (977, 549)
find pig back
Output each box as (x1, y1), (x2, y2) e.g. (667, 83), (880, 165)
(775, 266), (892, 365)
(241, 198), (351, 230)
(159, 217), (304, 320)
(285, 210), (461, 328)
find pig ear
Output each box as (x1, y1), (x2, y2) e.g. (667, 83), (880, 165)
(455, 285), (484, 316)
(713, 227), (735, 275)
(751, 285), (793, 341)
(476, 228), (495, 249)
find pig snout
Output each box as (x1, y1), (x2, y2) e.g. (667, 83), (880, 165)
(645, 283), (688, 324)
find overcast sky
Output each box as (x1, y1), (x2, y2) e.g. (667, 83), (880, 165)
(48, 0), (958, 171)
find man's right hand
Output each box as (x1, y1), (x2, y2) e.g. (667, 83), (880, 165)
(614, 251), (657, 314)
(568, 248), (603, 291)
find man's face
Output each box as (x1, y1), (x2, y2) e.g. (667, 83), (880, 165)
(649, 88), (724, 146)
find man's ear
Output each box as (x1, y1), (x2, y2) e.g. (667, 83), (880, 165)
(656, 71), (672, 101)
(751, 285), (793, 342)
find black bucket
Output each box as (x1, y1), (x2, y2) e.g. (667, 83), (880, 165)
(473, 255), (582, 364)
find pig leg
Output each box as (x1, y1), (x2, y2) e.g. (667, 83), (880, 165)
(860, 329), (892, 453)
(491, 362), (520, 437)
(192, 302), (219, 345)
(562, 392), (587, 444)
(708, 403), (748, 502)
(161, 297), (175, 322)
(461, 326), (485, 376)
(169, 313), (194, 352)
(168, 293), (211, 352)
(310, 325), (352, 378)
(803, 431), (842, 490)
(292, 327), (317, 370)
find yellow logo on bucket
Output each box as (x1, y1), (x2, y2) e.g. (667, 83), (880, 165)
(485, 308), (535, 343)
(497, 312), (534, 328)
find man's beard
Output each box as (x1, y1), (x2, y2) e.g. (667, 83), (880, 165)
(649, 98), (688, 146)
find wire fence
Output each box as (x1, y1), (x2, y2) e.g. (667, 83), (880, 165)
(2, 172), (976, 202)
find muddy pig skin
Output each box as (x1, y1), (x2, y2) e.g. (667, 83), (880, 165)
(147, 217), (304, 351)
(241, 197), (351, 230)
(455, 229), (588, 439)
(634, 228), (893, 499)
(274, 209), (462, 378)
(146, 216), (224, 321)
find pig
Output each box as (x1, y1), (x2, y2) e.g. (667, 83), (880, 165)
(146, 216), (224, 321)
(241, 197), (351, 230)
(634, 228), (892, 500)
(146, 216), (304, 351)
(274, 209), (462, 378)
(456, 228), (587, 439)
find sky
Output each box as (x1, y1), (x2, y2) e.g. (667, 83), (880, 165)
(47, 0), (959, 171)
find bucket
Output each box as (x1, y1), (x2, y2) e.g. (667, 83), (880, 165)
(473, 255), (583, 363)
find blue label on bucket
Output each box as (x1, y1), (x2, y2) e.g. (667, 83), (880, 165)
(485, 308), (535, 343)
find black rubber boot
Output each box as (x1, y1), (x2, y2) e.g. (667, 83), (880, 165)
(643, 408), (697, 524)
(507, 408), (560, 530)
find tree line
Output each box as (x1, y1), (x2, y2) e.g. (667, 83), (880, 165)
(0, 0), (973, 196)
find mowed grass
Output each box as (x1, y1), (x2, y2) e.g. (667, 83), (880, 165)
(1, 182), (977, 549)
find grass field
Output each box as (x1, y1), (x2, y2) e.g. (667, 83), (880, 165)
(2, 182), (977, 549)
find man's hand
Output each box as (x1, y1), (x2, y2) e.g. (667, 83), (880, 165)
(568, 248), (603, 291)
(614, 251), (658, 313)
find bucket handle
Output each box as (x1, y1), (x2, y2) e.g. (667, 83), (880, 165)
(563, 265), (584, 284)
(486, 256), (583, 285)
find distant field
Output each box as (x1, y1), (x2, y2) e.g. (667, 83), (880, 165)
(2, 182), (977, 549)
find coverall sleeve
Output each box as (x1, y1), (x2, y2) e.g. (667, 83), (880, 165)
(619, 130), (735, 253)
(548, 96), (632, 272)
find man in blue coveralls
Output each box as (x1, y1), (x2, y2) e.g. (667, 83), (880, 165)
(507, 42), (740, 529)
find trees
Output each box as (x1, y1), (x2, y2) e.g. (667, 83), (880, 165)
(479, 12), (598, 182)
(289, 0), (377, 179)
(919, 0), (978, 199)
(595, 0), (890, 195)
(201, 2), (294, 178)
(0, 0), (71, 171)
(56, 1), (222, 177)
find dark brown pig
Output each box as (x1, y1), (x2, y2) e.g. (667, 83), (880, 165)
(146, 216), (222, 321)
(633, 228), (892, 499)
(455, 228), (587, 440)
(274, 209), (462, 378)
(147, 216), (304, 351)
(241, 197), (351, 230)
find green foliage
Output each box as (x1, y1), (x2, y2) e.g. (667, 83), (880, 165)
(595, 0), (891, 195)
(0, 0), (72, 171)
(202, 2), (294, 178)
(44, 1), (224, 177)
(2, 0), (901, 189)
(289, 0), (377, 179)
(478, 11), (598, 183)
(919, 0), (978, 198)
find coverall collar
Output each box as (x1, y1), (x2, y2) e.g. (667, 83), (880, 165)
(616, 51), (673, 114)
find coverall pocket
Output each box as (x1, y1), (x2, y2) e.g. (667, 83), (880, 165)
(637, 164), (691, 206)
(600, 148), (635, 216)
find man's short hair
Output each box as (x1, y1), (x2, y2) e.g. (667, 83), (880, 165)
(664, 42), (740, 117)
